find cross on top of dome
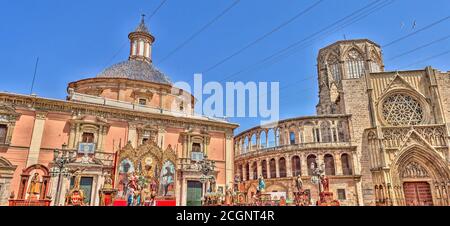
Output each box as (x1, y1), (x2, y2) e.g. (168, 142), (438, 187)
(135, 14), (149, 33)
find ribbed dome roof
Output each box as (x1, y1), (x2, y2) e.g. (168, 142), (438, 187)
(96, 60), (172, 85)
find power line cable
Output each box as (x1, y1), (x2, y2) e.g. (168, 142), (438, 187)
(158, 0), (241, 64)
(200, 0), (325, 75)
(382, 15), (450, 48)
(245, 0), (394, 103)
(399, 49), (450, 70)
(217, 0), (392, 84)
(386, 33), (450, 61)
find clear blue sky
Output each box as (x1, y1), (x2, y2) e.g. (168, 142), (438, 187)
(0, 0), (449, 134)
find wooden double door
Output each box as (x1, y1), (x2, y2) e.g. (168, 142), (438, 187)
(403, 182), (433, 206)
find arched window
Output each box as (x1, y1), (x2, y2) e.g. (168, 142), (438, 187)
(289, 131), (296, 145)
(267, 129), (275, 147)
(261, 160), (267, 178)
(341, 153), (353, 175)
(244, 137), (249, 153)
(275, 129), (280, 146)
(251, 162), (258, 180)
(337, 121), (346, 142)
(345, 49), (365, 79)
(250, 134), (257, 151)
(245, 163), (250, 181)
(0, 125), (7, 144)
(307, 155), (317, 176)
(320, 122), (332, 143)
(279, 158), (287, 177)
(292, 156), (301, 176)
(327, 54), (341, 82)
(324, 154), (336, 175)
(270, 158), (276, 178)
(260, 130), (267, 148)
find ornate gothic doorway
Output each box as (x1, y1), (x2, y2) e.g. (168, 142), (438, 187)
(403, 182), (433, 206)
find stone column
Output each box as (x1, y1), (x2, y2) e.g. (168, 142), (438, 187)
(256, 134), (260, 150)
(225, 132), (234, 187)
(265, 131), (269, 148)
(250, 161), (254, 180)
(335, 152), (343, 175)
(68, 124), (76, 149)
(266, 158), (271, 179)
(26, 111), (47, 167)
(157, 128), (166, 149)
(300, 153), (308, 176)
(275, 157), (280, 178)
(286, 154), (292, 177)
(257, 160), (262, 179)
(242, 163), (247, 181)
(128, 123), (138, 148)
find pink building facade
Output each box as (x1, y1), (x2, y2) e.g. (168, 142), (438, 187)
(0, 17), (237, 206)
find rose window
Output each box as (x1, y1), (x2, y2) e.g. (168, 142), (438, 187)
(382, 94), (424, 126)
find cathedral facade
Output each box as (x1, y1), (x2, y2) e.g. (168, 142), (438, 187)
(234, 39), (450, 206)
(0, 17), (237, 206)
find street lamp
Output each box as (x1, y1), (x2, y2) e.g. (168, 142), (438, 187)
(50, 143), (75, 206)
(197, 155), (216, 205)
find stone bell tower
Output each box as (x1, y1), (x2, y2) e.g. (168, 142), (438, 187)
(128, 14), (155, 63)
(316, 39), (384, 115)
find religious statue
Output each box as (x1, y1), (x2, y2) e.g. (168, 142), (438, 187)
(103, 174), (113, 189)
(257, 176), (266, 193)
(209, 177), (217, 193)
(66, 172), (85, 206)
(27, 173), (42, 196)
(161, 165), (174, 196)
(126, 172), (141, 206)
(295, 175), (303, 192)
(320, 175), (329, 192)
(233, 175), (240, 192)
(225, 187), (233, 205)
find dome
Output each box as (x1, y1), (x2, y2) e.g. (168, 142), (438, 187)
(96, 60), (172, 85)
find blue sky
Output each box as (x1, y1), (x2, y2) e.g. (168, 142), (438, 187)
(0, 0), (449, 134)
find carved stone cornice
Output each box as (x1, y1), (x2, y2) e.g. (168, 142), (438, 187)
(0, 92), (237, 133)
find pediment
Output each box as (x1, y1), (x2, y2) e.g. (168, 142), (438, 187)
(379, 73), (425, 102)
(399, 129), (435, 153)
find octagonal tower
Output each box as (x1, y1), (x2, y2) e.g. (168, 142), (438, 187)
(316, 39), (384, 115)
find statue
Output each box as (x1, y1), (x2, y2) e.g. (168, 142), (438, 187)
(320, 175), (329, 192)
(103, 174), (113, 189)
(66, 172), (85, 206)
(225, 187), (233, 205)
(295, 175), (303, 192)
(209, 177), (217, 193)
(257, 176), (266, 193)
(126, 172), (141, 206)
(161, 165), (174, 196)
(27, 173), (42, 196)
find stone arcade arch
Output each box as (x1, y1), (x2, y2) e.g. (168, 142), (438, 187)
(390, 145), (450, 206)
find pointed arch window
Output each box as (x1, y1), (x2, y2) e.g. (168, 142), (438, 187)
(345, 49), (365, 79)
(327, 55), (341, 82)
